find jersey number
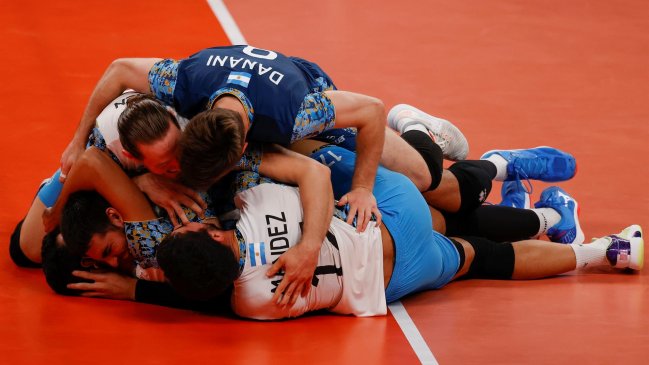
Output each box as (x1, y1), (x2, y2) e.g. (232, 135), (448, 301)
(242, 46), (278, 60)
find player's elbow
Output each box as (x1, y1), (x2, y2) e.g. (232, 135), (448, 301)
(360, 96), (386, 129)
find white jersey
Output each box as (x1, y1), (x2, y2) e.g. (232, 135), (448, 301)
(95, 91), (188, 170)
(231, 183), (386, 320)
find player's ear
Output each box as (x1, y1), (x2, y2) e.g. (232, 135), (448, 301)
(122, 149), (138, 161)
(105, 207), (124, 228)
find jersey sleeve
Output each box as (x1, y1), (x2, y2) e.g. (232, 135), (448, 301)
(148, 59), (179, 106)
(290, 91), (336, 143)
(235, 143), (263, 172)
(125, 218), (174, 269)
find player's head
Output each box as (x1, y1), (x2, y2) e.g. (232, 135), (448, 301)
(118, 94), (182, 179)
(179, 108), (246, 190)
(60, 191), (132, 271)
(157, 222), (239, 300)
(41, 227), (92, 296)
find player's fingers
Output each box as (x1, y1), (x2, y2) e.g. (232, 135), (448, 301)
(177, 196), (204, 219)
(299, 280), (311, 298)
(171, 203), (190, 225)
(337, 195), (348, 207)
(266, 258), (283, 277)
(272, 278), (289, 304)
(165, 207), (180, 228)
(289, 284), (303, 306)
(346, 205), (358, 226)
(71, 270), (100, 281)
(280, 282), (298, 306)
(178, 186), (208, 210)
(67, 282), (97, 291)
(360, 208), (373, 232)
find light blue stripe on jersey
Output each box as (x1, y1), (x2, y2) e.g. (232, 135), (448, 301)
(259, 242), (267, 265)
(249, 243), (256, 266)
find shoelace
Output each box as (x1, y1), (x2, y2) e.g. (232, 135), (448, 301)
(512, 157), (547, 194)
(428, 130), (452, 154)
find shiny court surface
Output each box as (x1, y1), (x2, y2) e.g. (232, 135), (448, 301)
(1, 1), (647, 364)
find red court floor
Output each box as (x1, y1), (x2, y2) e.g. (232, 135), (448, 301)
(1, 1), (647, 364)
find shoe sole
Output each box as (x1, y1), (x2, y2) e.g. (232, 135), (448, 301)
(569, 199), (585, 244)
(387, 104), (469, 160)
(628, 225), (644, 270)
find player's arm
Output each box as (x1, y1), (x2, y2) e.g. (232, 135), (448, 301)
(324, 90), (384, 232)
(67, 271), (230, 311)
(45, 147), (157, 231)
(258, 144), (334, 306)
(60, 58), (161, 182)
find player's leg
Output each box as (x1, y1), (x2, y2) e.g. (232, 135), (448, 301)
(450, 224), (643, 281)
(10, 170), (64, 266)
(437, 185), (584, 244)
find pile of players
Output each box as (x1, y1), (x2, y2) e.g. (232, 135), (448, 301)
(10, 45), (643, 318)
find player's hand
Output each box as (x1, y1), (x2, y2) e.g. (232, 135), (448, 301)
(337, 186), (382, 232)
(67, 270), (137, 300)
(59, 141), (85, 182)
(42, 207), (59, 233)
(267, 241), (319, 307)
(133, 173), (207, 227)
(135, 266), (166, 282)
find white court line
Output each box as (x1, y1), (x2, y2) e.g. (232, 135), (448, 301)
(389, 301), (439, 365)
(204, 3), (437, 363)
(206, 0), (247, 45)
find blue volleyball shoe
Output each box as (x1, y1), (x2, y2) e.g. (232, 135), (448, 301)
(534, 186), (584, 244)
(481, 146), (577, 182)
(387, 104), (469, 161)
(500, 180), (530, 209)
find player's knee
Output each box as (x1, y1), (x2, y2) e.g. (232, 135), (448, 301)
(9, 219), (41, 268)
(459, 236), (515, 279)
(400, 130), (443, 191)
(448, 161), (493, 213)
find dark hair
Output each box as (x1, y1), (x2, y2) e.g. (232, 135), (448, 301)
(157, 229), (239, 301)
(41, 227), (91, 296)
(118, 94), (180, 159)
(179, 108), (245, 189)
(61, 191), (116, 257)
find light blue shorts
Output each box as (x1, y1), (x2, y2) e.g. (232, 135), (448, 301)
(310, 145), (460, 303)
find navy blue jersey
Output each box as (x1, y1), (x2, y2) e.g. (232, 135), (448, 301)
(149, 45), (337, 146)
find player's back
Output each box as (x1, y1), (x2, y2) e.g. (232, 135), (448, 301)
(231, 183), (386, 320)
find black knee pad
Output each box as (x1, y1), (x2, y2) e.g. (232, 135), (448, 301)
(401, 130), (444, 190)
(460, 236), (514, 279)
(450, 239), (466, 275)
(9, 218), (41, 268)
(448, 160), (496, 213)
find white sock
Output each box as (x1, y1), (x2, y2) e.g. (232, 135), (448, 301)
(483, 155), (508, 181)
(531, 208), (561, 237)
(569, 237), (611, 269)
(403, 123), (429, 135)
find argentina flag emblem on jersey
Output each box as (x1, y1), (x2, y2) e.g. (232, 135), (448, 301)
(249, 242), (267, 267)
(227, 71), (252, 88)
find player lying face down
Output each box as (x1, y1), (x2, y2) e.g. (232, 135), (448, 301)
(157, 144), (643, 320)
(43, 141), (338, 305)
